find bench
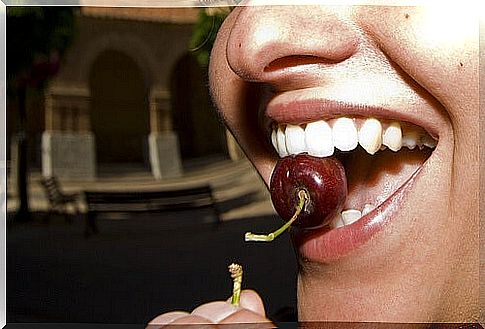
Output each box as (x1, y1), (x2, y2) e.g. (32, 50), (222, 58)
(40, 176), (82, 220)
(83, 185), (220, 235)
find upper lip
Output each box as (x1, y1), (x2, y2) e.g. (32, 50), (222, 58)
(265, 89), (441, 140)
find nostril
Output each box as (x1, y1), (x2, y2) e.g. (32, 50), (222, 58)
(264, 55), (341, 72)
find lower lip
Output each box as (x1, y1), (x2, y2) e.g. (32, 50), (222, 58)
(293, 166), (422, 263)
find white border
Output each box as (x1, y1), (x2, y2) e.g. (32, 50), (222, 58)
(2, 0), (481, 7)
(0, 0), (4, 327)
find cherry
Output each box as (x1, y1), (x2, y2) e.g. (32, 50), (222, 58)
(270, 154), (347, 230)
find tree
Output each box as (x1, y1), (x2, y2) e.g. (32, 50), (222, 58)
(7, 7), (77, 221)
(189, 7), (230, 70)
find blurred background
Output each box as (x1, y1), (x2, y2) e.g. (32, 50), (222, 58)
(6, 6), (297, 324)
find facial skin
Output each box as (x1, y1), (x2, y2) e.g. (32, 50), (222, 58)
(209, 2), (479, 323)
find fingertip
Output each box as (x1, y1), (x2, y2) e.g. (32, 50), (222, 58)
(220, 308), (274, 327)
(192, 301), (238, 323)
(147, 311), (189, 326)
(168, 314), (217, 328)
(239, 289), (267, 317)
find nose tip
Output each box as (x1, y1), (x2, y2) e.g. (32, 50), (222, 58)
(226, 5), (360, 83)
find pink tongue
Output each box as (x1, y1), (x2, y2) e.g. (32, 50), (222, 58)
(270, 154), (348, 230)
(340, 148), (432, 210)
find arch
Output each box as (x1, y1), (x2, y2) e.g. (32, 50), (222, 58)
(78, 32), (159, 88)
(89, 49), (150, 167)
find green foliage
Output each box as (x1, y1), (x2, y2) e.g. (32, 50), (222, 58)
(189, 8), (230, 69)
(7, 7), (77, 89)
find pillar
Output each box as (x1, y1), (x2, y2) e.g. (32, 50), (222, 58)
(41, 84), (96, 180)
(225, 129), (246, 161)
(148, 88), (182, 179)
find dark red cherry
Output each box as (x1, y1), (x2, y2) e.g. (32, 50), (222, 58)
(270, 154), (347, 230)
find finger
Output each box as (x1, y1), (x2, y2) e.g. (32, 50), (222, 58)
(164, 314), (217, 329)
(191, 301), (238, 323)
(226, 289), (267, 317)
(220, 308), (274, 326)
(147, 311), (189, 326)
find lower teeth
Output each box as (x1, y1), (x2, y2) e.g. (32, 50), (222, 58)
(333, 203), (375, 228)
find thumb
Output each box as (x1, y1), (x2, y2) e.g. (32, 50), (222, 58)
(227, 289), (267, 317)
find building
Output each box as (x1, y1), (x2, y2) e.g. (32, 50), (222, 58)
(8, 7), (235, 180)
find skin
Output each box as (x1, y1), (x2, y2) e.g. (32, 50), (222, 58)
(146, 290), (271, 327)
(149, 2), (479, 324)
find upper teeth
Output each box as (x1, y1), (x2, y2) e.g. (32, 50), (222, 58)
(271, 117), (437, 157)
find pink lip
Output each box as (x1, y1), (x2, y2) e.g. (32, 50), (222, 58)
(293, 164), (422, 263)
(265, 93), (438, 262)
(266, 97), (440, 139)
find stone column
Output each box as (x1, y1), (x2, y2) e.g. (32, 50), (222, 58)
(225, 129), (246, 161)
(148, 88), (182, 179)
(42, 84), (96, 180)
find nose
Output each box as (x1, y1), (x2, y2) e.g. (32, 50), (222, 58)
(226, 5), (360, 83)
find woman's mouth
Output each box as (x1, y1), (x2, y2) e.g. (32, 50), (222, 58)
(267, 112), (438, 262)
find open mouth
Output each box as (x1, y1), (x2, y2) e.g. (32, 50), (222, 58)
(267, 115), (438, 261)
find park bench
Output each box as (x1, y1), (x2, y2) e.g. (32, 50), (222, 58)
(40, 176), (82, 219)
(83, 185), (220, 235)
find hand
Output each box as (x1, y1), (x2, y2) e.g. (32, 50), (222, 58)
(146, 290), (274, 328)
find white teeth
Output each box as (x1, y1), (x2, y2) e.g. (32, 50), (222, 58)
(271, 130), (278, 153)
(285, 124), (306, 154)
(305, 120), (334, 157)
(382, 121), (402, 152)
(334, 216), (345, 228)
(362, 204), (374, 216)
(276, 126), (289, 157)
(341, 209), (362, 225)
(358, 118), (382, 155)
(401, 130), (419, 150)
(332, 118), (358, 152)
(270, 118), (437, 157)
(334, 205), (375, 228)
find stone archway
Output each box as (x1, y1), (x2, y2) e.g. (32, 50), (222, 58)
(42, 27), (185, 180)
(89, 49), (149, 169)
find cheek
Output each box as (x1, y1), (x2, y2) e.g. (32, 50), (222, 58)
(356, 5), (479, 203)
(209, 14), (276, 185)
(356, 6), (479, 128)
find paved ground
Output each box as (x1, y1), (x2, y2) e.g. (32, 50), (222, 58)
(7, 158), (276, 221)
(5, 158), (300, 325)
(7, 210), (298, 324)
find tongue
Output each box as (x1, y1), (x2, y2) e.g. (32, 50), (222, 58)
(339, 148), (432, 211)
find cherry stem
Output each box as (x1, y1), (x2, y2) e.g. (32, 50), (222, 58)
(228, 263), (243, 306)
(245, 189), (308, 242)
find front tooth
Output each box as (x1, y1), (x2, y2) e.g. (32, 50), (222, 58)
(305, 120), (334, 157)
(276, 126), (289, 157)
(285, 124), (306, 155)
(332, 117), (358, 151)
(362, 204), (374, 216)
(402, 130), (419, 150)
(271, 129), (278, 153)
(358, 118), (382, 155)
(382, 121), (402, 152)
(341, 209), (362, 225)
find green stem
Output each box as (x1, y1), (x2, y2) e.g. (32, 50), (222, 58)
(228, 263), (243, 306)
(245, 190), (308, 242)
